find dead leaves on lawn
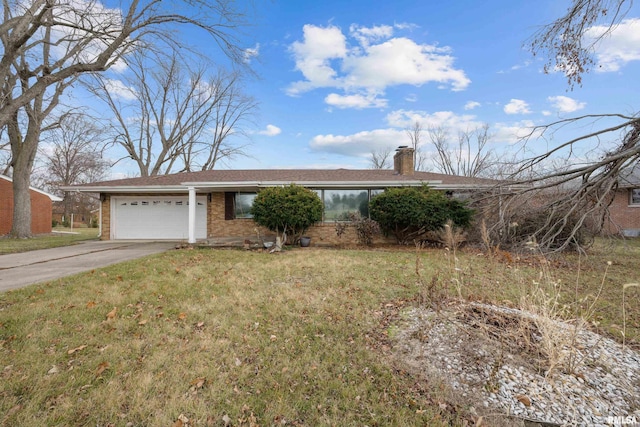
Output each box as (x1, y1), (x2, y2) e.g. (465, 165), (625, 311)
(95, 361), (110, 377)
(67, 344), (87, 355)
(190, 377), (206, 392)
(106, 307), (117, 320)
(172, 413), (189, 427)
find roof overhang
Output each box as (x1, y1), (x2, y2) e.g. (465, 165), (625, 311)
(63, 180), (514, 193)
(182, 180), (445, 191)
(61, 185), (190, 193)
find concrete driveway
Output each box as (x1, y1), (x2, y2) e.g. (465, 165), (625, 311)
(0, 241), (176, 292)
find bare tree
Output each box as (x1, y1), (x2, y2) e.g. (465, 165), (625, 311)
(488, 0), (639, 252)
(90, 50), (255, 176)
(429, 124), (497, 178)
(528, 0), (631, 88)
(38, 114), (109, 222)
(180, 71), (256, 172)
(429, 126), (451, 175)
(369, 147), (392, 169)
(0, 128), (10, 174)
(1, 0), (248, 237)
(406, 121), (428, 171)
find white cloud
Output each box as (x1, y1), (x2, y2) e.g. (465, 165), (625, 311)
(464, 101), (481, 110)
(104, 78), (137, 100)
(385, 109), (480, 130)
(405, 93), (418, 102)
(287, 25), (347, 95)
(587, 18), (640, 72)
(310, 128), (404, 157)
(325, 92), (387, 109)
(342, 37), (470, 91)
(394, 22), (419, 31)
(243, 43), (260, 63)
(310, 109), (484, 157)
(287, 24), (470, 106)
(504, 99), (531, 115)
(493, 120), (539, 144)
(547, 95), (586, 113)
(510, 60), (531, 71)
(258, 124), (282, 136)
(349, 24), (394, 47)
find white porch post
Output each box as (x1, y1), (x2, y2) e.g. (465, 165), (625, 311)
(188, 186), (196, 244)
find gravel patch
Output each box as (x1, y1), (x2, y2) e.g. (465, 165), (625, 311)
(392, 302), (640, 426)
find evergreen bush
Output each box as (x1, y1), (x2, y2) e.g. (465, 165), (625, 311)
(251, 184), (323, 244)
(369, 186), (473, 244)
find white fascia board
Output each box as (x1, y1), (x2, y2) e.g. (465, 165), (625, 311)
(61, 185), (190, 193)
(182, 180), (445, 189)
(63, 181), (512, 193)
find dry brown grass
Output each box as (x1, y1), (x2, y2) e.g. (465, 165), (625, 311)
(0, 239), (638, 426)
(0, 248), (458, 426)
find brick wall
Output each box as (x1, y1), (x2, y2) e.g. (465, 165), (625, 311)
(31, 190), (53, 234)
(208, 192), (274, 240)
(0, 178), (54, 235)
(101, 194), (110, 240)
(207, 192), (395, 246)
(605, 189), (640, 234)
(0, 178), (12, 235)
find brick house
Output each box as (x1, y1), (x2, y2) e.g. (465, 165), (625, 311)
(0, 175), (63, 235)
(605, 166), (640, 236)
(65, 147), (502, 245)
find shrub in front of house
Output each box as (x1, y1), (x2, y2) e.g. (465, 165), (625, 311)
(334, 212), (381, 246)
(369, 186), (473, 245)
(251, 184), (323, 245)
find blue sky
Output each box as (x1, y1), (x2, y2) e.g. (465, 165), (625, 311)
(87, 1), (640, 177)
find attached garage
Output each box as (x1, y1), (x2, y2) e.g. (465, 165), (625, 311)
(110, 196), (206, 240)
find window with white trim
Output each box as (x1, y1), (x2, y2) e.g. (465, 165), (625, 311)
(630, 189), (640, 205)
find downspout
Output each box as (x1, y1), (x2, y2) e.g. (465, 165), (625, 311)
(98, 194), (102, 238)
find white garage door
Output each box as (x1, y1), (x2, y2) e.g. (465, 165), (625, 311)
(111, 196), (207, 240)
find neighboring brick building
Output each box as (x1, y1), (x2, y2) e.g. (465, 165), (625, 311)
(0, 175), (62, 235)
(606, 166), (640, 236)
(66, 147), (503, 245)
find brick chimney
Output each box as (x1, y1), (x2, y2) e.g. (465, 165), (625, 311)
(393, 146), (415, 175)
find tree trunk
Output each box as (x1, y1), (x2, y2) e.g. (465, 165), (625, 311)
(9, 116), (40, 238)
(10, 168), (32, 238)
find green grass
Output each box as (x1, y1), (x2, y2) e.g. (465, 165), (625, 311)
(0, 227), (99, 254)
(0, 241), (638, 426)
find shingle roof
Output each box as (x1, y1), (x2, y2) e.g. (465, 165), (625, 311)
(618, 164), (640, 188)
(69, 168), (503, 190)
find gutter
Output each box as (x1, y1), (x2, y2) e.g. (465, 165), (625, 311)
(60, 185), (190, 193)
(62, 180), (519, 193)
(182, 180), (444, 189)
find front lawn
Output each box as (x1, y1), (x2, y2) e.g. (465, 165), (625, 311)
(0, 242), (637, 425)
(0, 227), (99, 255)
